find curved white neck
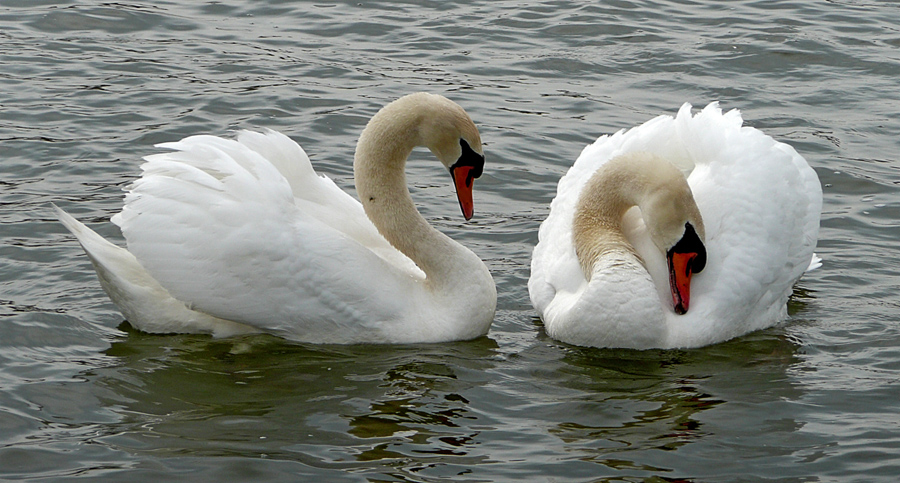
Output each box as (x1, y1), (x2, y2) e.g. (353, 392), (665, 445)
(572, 170), (643, 280)
(572, 152), (696, 280)
(353, 100), (469, 288)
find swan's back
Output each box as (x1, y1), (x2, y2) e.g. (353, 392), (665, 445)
(112, 131), (427, 343)
(58, 93), (495, 345)
(530, 103), (822, 348)
(669, 103), (821, 346)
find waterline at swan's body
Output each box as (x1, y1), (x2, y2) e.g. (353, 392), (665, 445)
(529, 102), (822, 349)
(57, 93), (497, 344)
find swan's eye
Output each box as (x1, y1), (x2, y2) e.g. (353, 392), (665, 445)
(451, 139), (484, 179)
(669, 222), (706, 273)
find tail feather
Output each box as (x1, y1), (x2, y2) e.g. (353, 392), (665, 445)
(806, 253), (823, 272)
(53, 204), (257, 337)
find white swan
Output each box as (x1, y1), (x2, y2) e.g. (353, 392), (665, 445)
(56, 93), (497, 344)
(529, 103), (822, 349)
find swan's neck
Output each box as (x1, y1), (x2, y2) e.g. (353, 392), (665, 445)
(572, 178), (643, 280)
(572, 152), (693, 280)
(353, 101), (465, 287)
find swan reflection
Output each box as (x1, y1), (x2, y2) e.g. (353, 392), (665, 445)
(89, 328), (499, 477)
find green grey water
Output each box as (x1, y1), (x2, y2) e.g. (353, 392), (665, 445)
(2, 0), (900, 481)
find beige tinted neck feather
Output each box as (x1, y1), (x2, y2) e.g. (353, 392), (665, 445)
(352, 94), (472, 285)
(572, 152), (701, 280)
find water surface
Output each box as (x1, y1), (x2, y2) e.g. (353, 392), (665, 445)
(3, 0), (900, 481)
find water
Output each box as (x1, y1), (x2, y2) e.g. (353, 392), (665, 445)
(2, 0), (900, 481)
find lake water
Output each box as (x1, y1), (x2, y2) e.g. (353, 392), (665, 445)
(3, 0), (900, 481)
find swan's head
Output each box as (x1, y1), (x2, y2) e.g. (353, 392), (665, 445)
(356, 92), (485, 220)
(417, 95), (485, 221)
(574, 152), (707, 315)
(641, 182), (707, 315)
(664, 221), (706, 314)
(447, 139), (485, 221)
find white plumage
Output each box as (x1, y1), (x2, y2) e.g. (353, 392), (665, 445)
(529, 103), (822, 349)
(57, 93), (496, 344)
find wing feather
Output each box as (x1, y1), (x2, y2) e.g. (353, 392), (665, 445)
(112, 132), (422, 341)
(530, 102), (822, 347)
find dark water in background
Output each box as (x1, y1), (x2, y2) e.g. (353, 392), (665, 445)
(2, 0), (900, 481)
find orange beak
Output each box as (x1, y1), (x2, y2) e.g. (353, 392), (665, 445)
(450, 165), (477, 221)
(668, 251), (699, 315)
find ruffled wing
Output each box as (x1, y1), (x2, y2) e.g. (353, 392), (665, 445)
(112, 131), (422, 342)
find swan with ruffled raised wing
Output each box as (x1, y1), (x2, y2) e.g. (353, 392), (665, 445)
(56, 93), (497, 344)
(529, 103), (822, 349)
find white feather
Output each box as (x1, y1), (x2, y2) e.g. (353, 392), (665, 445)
(57, 94), (496, 343)
(529, 102), (822, 349)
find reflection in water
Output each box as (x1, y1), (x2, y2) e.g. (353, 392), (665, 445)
(346, 361), (485, 466)
(550, 379), (723, 456)
(527, 328), (805, 478)
(87, 325), (500, 478)
(788, 285), (817, 317)
(18, 313), (820, 481)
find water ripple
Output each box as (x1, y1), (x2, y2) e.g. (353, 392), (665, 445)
(3, 0), (900, 481)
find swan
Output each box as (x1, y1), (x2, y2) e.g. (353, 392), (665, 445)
(55, 93), (497, 344)
(528, 102), (822, 349)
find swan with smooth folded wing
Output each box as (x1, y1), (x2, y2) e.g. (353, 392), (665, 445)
(529, 103), (822, 349)
(56, 93), (497, 344)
